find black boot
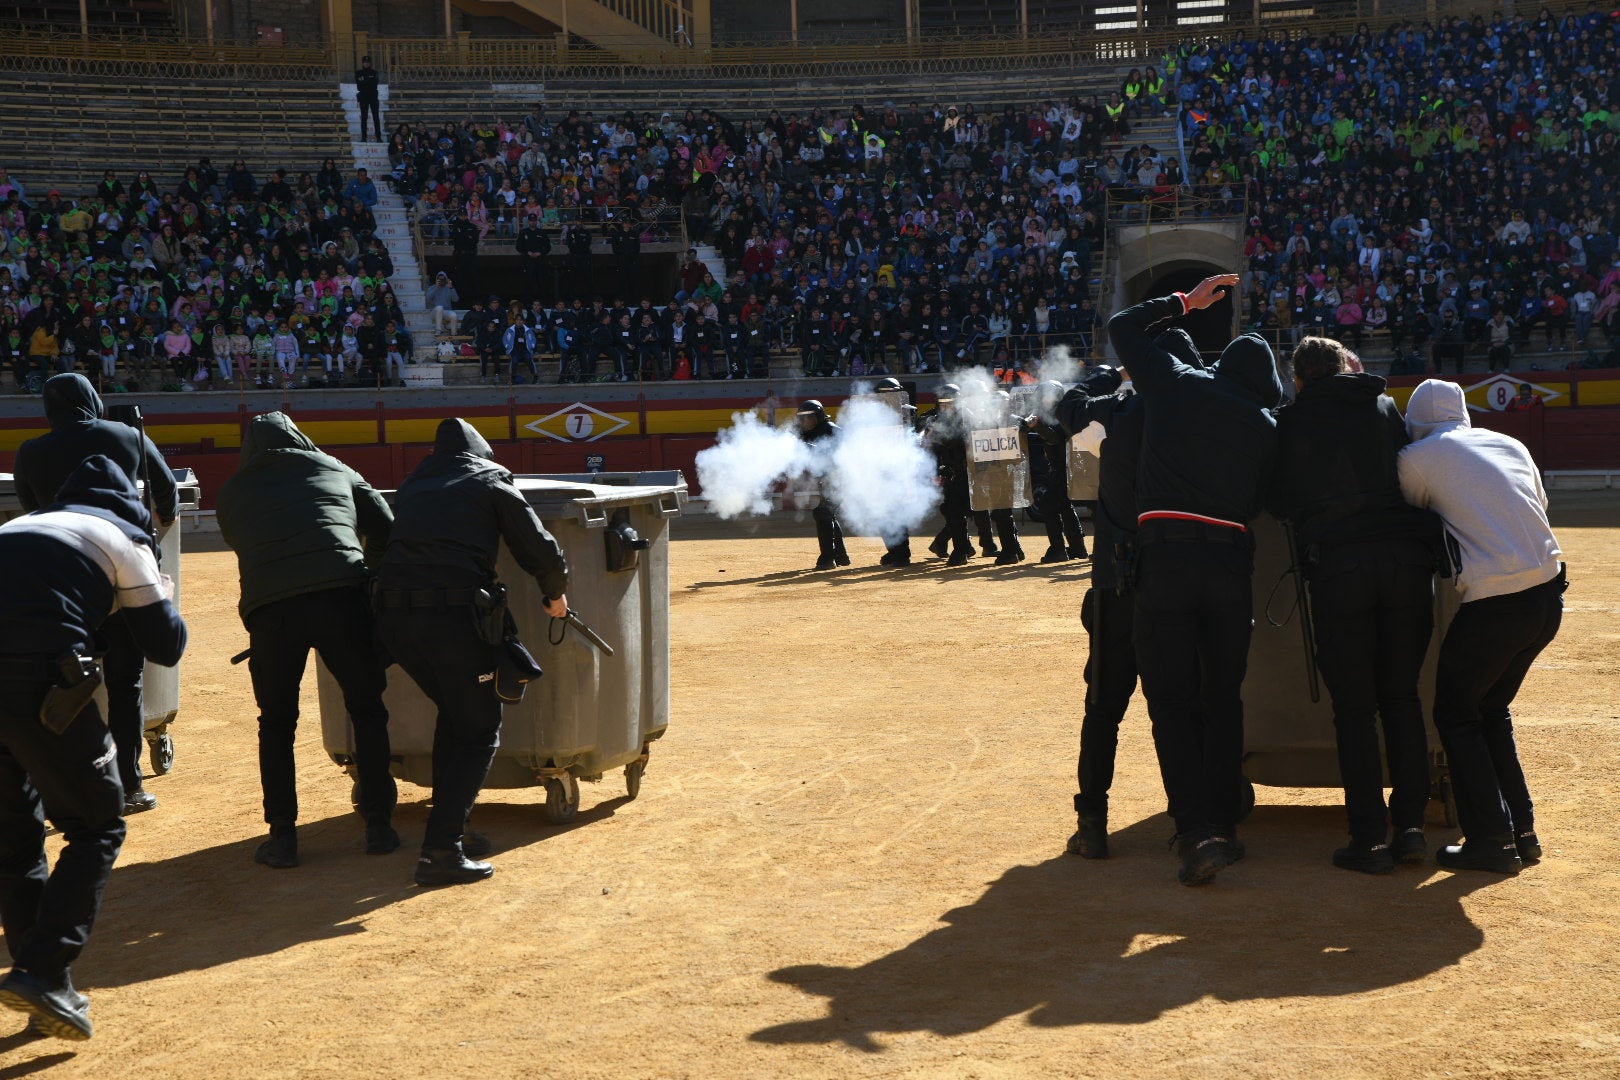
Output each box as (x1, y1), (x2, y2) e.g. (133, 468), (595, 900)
(1173, 832), (1225, 886)
(1039, 545), (1068, 564)
(946, 548), (972, 566)
(124, 789), (158, 814)
(415, 848), (495, 886)
(0, 968), (92, 1041)
(254, 823), (299, 869)
(831, 524), (851, 567)
(1213, 827), (1246, 864)
(1067, 813), (1109, 859)
(1391, 827), (1427, 864)
(1435, 840), (1522, 875)
(365, 817), (401, 855)
(1333, 839), (1396, 874)
(1516, 830), (1542, 863)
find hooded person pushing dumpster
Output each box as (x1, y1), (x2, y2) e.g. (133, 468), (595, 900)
(1111, 273), (1282, 886)
(373, 419), (568, 887)
(215, 413), (397, 870)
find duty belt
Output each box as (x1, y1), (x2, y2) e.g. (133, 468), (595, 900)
(0, 655), (59, 681)
(373, 587), (485, 609)
(1137, 518), (1253, 548)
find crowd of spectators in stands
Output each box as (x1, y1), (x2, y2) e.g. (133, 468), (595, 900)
(389, 87), (1180, 381)
(0, 157), (411, 392)
(397, 7), (1620, 382)
(1173, 5), (1620, 373)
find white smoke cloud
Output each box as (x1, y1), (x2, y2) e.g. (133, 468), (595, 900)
(824, 396), (940, 545)
(694, 411), (812, 519)
(1032, 344), (1083, 388)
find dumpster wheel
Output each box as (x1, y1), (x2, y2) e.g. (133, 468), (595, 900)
(625, 759), (646, 799)
(544, 776), (580, 824)
(148, 731), (175, 776)
(1237, 777), (1256, 823)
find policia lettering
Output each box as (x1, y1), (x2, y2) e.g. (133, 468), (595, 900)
(374, 419), (569, 888)
(0, 456), (187, 1041)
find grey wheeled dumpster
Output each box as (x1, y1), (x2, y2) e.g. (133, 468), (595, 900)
(1241, 512), (1458, 825)
(0, 469), (202, 776)
(317, 470), (686, 824)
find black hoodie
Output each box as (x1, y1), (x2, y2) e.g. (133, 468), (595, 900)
(377, 419), (569, 600)
(14, 372), (178, 520)
(1268, 372), (1444, 554)
(1110, 294), (1282, 528)
(0, 455), (186, 663)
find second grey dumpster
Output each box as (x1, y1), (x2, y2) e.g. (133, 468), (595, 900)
(1242, 511), (1458, 824)
(0, 469), (202, 776)
(317, 470), (686, 824)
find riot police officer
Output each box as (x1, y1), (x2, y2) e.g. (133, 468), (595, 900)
(873, 377), (918, 567)
(0, 455), (186, 1040)
(1114, 274), (1282, 886)
(796, 400), (850, 570)
(986, 390), (1026, 565)
(13, 373), (178, 816)
(1027, 379), (1088, 563)
(216, 413), (397, 870)
(924, 383), (974, 565)
(374, 419), (569, 887)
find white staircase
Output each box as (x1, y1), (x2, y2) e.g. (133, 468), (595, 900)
(693, 242), (728, 286)
(338, 83), (440, 358)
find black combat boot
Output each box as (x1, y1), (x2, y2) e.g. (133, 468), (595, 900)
(1391, 827), (1427, 864)
(1333, 839), (1395, 874)
(0, 968), (92, 1041)
(1435, 840), (1522, 875)
(1213, 826), (1246, 863)
(415, 848), (495, 886)
(1173, 831), (1225, 886)
(1067, 813), (1109, 859)
(254, 823), (299, 869)
(1039, 546), (1068, 564)
(1516, 830), (1542, 863)
(365, 817), (401, 855)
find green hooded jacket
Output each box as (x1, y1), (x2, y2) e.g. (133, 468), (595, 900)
(216, 412), (393, 620)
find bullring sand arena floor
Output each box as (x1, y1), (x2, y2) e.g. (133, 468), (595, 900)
(5, 494), (1620, 1080)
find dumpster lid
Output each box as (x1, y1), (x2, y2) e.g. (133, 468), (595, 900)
(513, 472), (687, 525)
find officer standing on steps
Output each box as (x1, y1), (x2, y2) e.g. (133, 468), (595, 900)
(449, 210), (482, 301)
(796, 400), (849, 570)
(13, 373), (178, 817)
(0, 456), (186, 1041)
(924, 384), (973, 565)
(215, 413), (398, 870)
(374, 419), (569, 887)
(1026, 379), (1089, 563)
(354, 55), (382, 143)
(1113, 273), (1282, 887)
(1268, 336), (1446, 875)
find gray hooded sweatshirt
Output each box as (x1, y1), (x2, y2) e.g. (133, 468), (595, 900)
(1396, 379), (1561, 602)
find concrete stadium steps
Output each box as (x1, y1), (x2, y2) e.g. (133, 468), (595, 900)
(0, 78), (351, 195)
(339, 84), (437, 351)
(383, 66), (1139, 125)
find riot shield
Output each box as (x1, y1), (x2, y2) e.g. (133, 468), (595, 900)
(871, 385), (915, 427)
(967, 423), (1031, 511)
(1067, 436), (1100, 501)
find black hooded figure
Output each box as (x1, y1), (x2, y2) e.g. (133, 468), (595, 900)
(374, 419), (570, 887)
(0, 455), (186, 1040)
(795, 400), (849, 570)
(1110, 276), (1282, 886)
(13, 373), (178, 815)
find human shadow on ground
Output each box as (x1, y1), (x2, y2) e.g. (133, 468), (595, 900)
(0, 1031), (74, 1077)
(754, 807), (1492, 1051)
(74, 798), (624, 991)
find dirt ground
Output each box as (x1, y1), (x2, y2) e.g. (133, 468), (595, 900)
(4, 496), (1620, 1080)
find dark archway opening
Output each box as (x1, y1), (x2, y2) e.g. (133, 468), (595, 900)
(1146, 267), (1235, 359)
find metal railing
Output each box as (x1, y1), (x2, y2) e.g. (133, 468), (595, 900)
(409, 205), (688, 259)
(0, 1), (1583, 84)
(1104, 184), (1247, 226)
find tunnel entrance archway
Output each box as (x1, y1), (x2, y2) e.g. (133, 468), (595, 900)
(1144, 266), (1236, 359)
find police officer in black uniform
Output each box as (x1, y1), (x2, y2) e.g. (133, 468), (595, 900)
(448, 210), (482, 301)
(0, 456), (186, 1040)
(986, 390), (1026, 565)
(374, 419), (569, 887)
(1027, 379), (1089, 563)
(796, 400), (850, 570)
(565, 224), (594, 299)
(924, 384), (974, 565)
(874, 378), (918, 568)
(216, 413), (397, 870)
(1269, 336), (1445, 873)
(13, 373), (178, 816)
(354, 55), (382, 142)
(516, 220), (553, 302)
(1113, 274), (1282, 886)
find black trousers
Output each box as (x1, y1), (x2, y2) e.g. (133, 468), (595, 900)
(1133, 534), (1254, 838)
(1433, 571), (1565, 844)
(100, 611), (146, 797)
(0, 687), (124, 982)
(1076, 585), (1138, 819)
(244, 588), (396, 827)
(358, 96), (381, 141)
(1308, 539), (1435, 843)
(1041, 484), (1086, 556)
(376, 607), (502, 853)
(989, 508), (1020, 550)
(812, 501), (846, 562)
(936, 479), (971, 555)
(973, 509), (995, 549)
